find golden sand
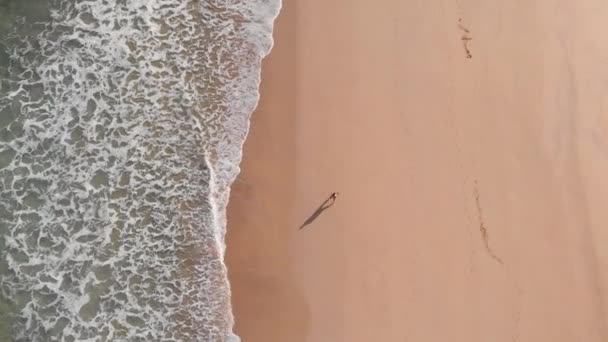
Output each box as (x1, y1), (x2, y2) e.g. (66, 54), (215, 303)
(227, 1), (608, 341)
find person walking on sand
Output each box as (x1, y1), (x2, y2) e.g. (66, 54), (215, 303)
(298, 192), (340, 230)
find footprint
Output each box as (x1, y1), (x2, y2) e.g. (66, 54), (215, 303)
(458, 18), (472, 59)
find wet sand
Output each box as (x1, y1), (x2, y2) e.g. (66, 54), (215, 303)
(227, 0), (608, 341)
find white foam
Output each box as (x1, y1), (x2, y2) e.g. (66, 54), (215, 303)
(0, 0), (282, 340)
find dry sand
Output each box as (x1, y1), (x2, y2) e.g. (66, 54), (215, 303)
(226, 0), (608, 341)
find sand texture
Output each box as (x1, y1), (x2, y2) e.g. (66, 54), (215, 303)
(227, 0), (608, 341)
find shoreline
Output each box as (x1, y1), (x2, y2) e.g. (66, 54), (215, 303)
(227, 0), (608, 341)
(225, 1), (307, 341)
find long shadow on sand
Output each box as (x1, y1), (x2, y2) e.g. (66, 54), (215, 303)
(299, 194), (337, 230)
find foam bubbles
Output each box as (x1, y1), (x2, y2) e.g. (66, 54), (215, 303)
(0, 0), (281, 340)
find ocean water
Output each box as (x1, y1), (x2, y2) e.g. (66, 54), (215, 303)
(0, 0), (281, 341)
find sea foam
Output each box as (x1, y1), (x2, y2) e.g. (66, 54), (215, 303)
(0, 0), (281, 340)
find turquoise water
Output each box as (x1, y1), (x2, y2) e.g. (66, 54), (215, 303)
(0, 0), (280, 340)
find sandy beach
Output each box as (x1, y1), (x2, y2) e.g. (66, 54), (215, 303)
(226, 0), (608, 341)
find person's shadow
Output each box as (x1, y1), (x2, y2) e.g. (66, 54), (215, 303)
(299, 193), (338, 230)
